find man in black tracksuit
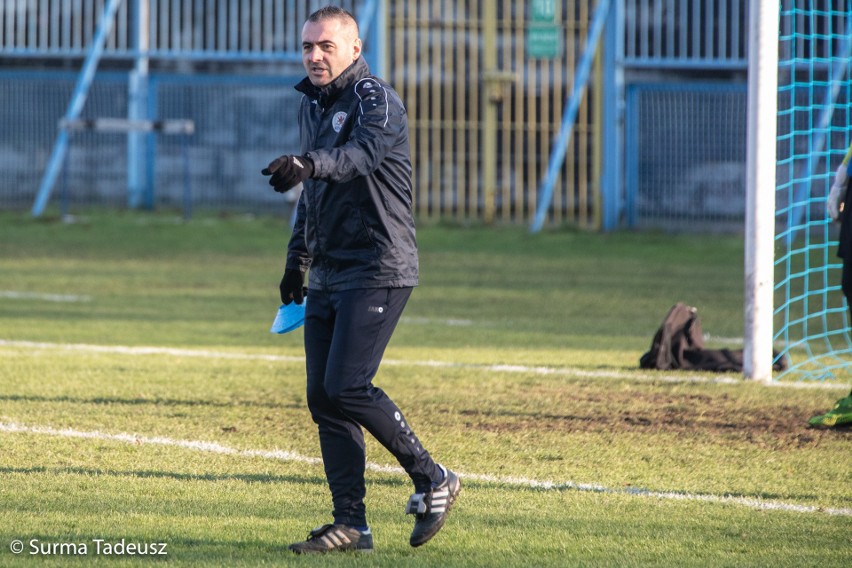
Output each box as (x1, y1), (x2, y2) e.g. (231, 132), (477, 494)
(261, 6), (460, 554)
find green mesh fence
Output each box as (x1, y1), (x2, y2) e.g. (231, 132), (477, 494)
(774, 1), (852, 379)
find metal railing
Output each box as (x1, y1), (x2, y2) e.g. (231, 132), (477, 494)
(0, 0), (367, 62)
(7, 1), (845, 227)
(622, 0), (749, 68)
(1, 0), (765, 67)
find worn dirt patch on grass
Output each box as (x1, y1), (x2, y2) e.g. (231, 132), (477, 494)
(457, 388), (850, 449)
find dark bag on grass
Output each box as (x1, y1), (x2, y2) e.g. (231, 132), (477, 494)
(639, 303), (787, 373)
(639, 303), (704, 370)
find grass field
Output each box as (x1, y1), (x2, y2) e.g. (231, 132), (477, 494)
(0, 210), (850, 567)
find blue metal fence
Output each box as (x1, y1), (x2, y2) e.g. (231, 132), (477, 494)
(622, 0), (748, 69)
(617, 1), (847, 232)
(2, 1), (844, 228)
(1, 70), (303, 215)
(624, 83), (749, 231)
(0, 0), (382, 218)
(0, 0), (371, 62)
(0, 0), (781, 226)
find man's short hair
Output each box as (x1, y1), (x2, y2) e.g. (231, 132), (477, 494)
(307, 5), (359, 34)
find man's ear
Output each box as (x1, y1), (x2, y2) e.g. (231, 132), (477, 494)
(352, 37), (362, 61)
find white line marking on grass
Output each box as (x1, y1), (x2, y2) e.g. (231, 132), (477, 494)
(460, 472), (852, 517)
(0, 339), (849, 390)
(0, 421), (322, 466)
(702, 334), (744, 346)
(0, 291), (92, 303)
(401, 316), (476, 326)
(1, 420), (849, 517)
(0, 340), (305, 363)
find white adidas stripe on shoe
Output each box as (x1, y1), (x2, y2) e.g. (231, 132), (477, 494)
(407, 465), (461, 547)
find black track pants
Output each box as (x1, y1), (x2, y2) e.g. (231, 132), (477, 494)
(303, 287), (441, 527)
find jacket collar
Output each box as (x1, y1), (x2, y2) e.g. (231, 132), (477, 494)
(295, 57), (370, 109)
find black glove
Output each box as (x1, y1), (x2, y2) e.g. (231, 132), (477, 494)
(279, 269), (305, 305)
(262, 155), (314, 193)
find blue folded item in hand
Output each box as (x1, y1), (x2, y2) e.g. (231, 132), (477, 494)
(270, 300), (306, 334)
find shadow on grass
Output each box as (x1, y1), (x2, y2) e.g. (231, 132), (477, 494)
(0, 466), (410, 489)
(0, 394), (301, 410)
(1, 466), (819, 505)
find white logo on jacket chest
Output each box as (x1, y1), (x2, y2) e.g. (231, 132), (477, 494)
(332, 111), (347, 132)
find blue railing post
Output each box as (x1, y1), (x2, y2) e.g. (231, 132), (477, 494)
(359, 0), (385, 77)
(31, 0), (125, 217)
(530, 0), (612, 233)
(128, 0), (152, 210)
(601, 0), (623, 231)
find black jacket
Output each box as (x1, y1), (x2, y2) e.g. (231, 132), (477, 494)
(286, 57), (418, 292)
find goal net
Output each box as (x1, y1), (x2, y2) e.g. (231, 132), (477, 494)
(774, 1), (852, 379)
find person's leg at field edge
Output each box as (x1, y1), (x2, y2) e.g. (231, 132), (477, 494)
(290, 287), (458, 551)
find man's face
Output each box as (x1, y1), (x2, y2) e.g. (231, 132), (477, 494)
(302, 17), (361, 87)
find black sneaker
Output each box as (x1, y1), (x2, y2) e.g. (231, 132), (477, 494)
(288, 524), (373, 554)
(406, 465), (461, 547)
